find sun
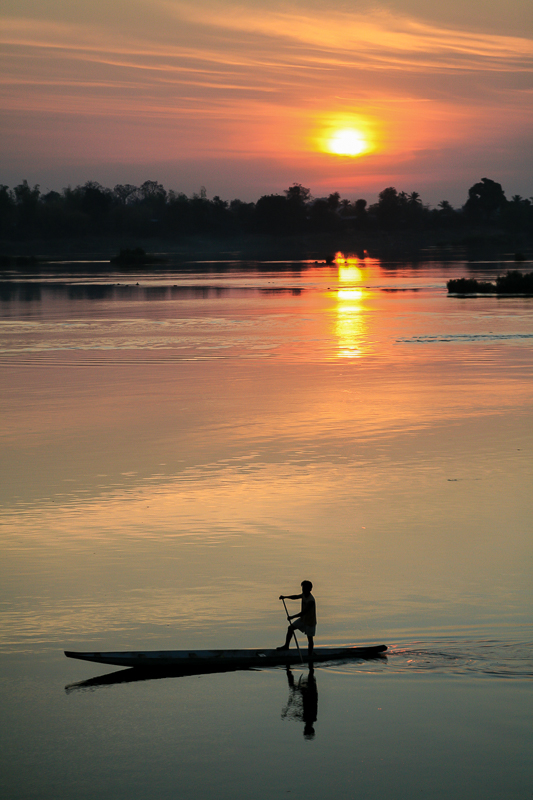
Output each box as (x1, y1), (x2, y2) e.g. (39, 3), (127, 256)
(311, 114), (378, 158)
(327, 128), (368, 157)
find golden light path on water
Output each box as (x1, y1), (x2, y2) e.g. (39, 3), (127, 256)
(336, 288), (365, 358)
(335, 253), (371, 358)
(1, 256), (532, 655)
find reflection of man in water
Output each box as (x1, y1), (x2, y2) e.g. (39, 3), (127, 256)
(277, 580), (316, 658)
(281, 667), (318, 740)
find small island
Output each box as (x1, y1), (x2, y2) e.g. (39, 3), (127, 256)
(447, 270), (533, 295)
(109, 247), (168, 265)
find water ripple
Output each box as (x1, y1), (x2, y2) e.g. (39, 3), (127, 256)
(324, 639), (533, 679)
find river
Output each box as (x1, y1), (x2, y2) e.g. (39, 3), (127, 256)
(1, 255), (532, 799)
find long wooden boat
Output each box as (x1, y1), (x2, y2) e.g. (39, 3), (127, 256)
(64, 645), (387, 670)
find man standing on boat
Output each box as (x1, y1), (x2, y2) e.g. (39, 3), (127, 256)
(277, 580), (316, 658)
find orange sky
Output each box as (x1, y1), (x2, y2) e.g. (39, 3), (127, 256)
(1, 0), (532, 203)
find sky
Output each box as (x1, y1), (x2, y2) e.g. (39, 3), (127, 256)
(1, 0), (532, 205)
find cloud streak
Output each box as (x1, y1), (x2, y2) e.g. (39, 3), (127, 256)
(171, 2), (533, 61)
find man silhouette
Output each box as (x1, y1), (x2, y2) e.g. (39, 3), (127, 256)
(277, 580), (316, 658)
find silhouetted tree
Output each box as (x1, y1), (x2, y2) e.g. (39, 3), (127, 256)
(308, 198), (342, 232)
(131, 180), (167, 234)
(500, 195), (532, 231)
(464, 177), (506, 223)
(0, 185), (15, 237)
(13, 180), (41, 232)
(430, 199), (460, 229)
(229, 198), (255, 231)
(254, 194), (290, 234)
(283, 184), (310, 232)
(327, 192), (341, 211)
(354, 199), (367, 218)
(1, 176), (531, 244)
(339, 198), (352, 216)
(438, 200), (454, 213)
(375, 187), (401, 229)
(79, 181), (113, 228)
(207, 195), (233, 235)
(165, 190), (193, 235)
(139, 180), (166, 204)
(113, 184), (138, 205)
(405, 191), (424, 227)
(284, 183), (311, 204)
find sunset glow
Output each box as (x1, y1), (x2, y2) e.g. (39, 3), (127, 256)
(0, 0), (531, 200)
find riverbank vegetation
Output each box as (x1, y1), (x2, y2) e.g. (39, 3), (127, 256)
(109, 248), (169, 265)
(447, 270), (533, 294)
(1, 177), (531, 261)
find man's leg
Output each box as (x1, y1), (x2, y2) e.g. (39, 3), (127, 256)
(276, 624), (294, 650)
(307, 634), (314, 661)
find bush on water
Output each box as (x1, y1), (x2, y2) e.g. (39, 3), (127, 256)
(447, 270), (533, 294)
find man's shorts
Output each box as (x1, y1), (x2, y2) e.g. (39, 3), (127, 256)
(290, 619), (316, 637)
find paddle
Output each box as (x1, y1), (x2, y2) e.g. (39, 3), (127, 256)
(281, 598), (304, 664)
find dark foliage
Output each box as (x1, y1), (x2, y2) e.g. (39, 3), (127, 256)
(495, 270), (533, 293)
(109, 247), (168, 265)
(0, 177), (531, 243)
(446, 277), (496, 294)
(447, 270), (533, 294)
(464, 178), (506, 223)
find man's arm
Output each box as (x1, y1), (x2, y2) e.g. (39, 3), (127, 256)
(287, 596), (315, 621)
(279, 593), (303, 620)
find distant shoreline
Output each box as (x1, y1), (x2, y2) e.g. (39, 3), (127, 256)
(1, 229), (532, 268)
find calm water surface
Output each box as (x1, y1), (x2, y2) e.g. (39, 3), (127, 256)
(1, 257), (532, 799)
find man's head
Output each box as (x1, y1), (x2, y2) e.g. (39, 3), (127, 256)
(301, 580), (313, 593)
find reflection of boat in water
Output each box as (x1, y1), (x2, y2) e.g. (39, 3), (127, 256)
(65, 662), (243, 693)
(64, 646), (386, 695)
(64, 645), (387, 670)
(282, 668), (319, 740)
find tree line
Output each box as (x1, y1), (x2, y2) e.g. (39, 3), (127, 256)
(0, 177), (531, 241)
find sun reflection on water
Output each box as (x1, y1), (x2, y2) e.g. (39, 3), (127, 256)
(334, 253), (367, 358)
(335, 252), (364, 284)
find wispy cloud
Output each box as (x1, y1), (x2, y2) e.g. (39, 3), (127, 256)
(3, 4), (532, 75)
(167, 2), (533, 68)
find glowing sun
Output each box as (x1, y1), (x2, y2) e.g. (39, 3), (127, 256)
(327, 128), (369, 157)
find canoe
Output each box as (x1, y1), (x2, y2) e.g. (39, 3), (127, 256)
(64, 645), (387, 670)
